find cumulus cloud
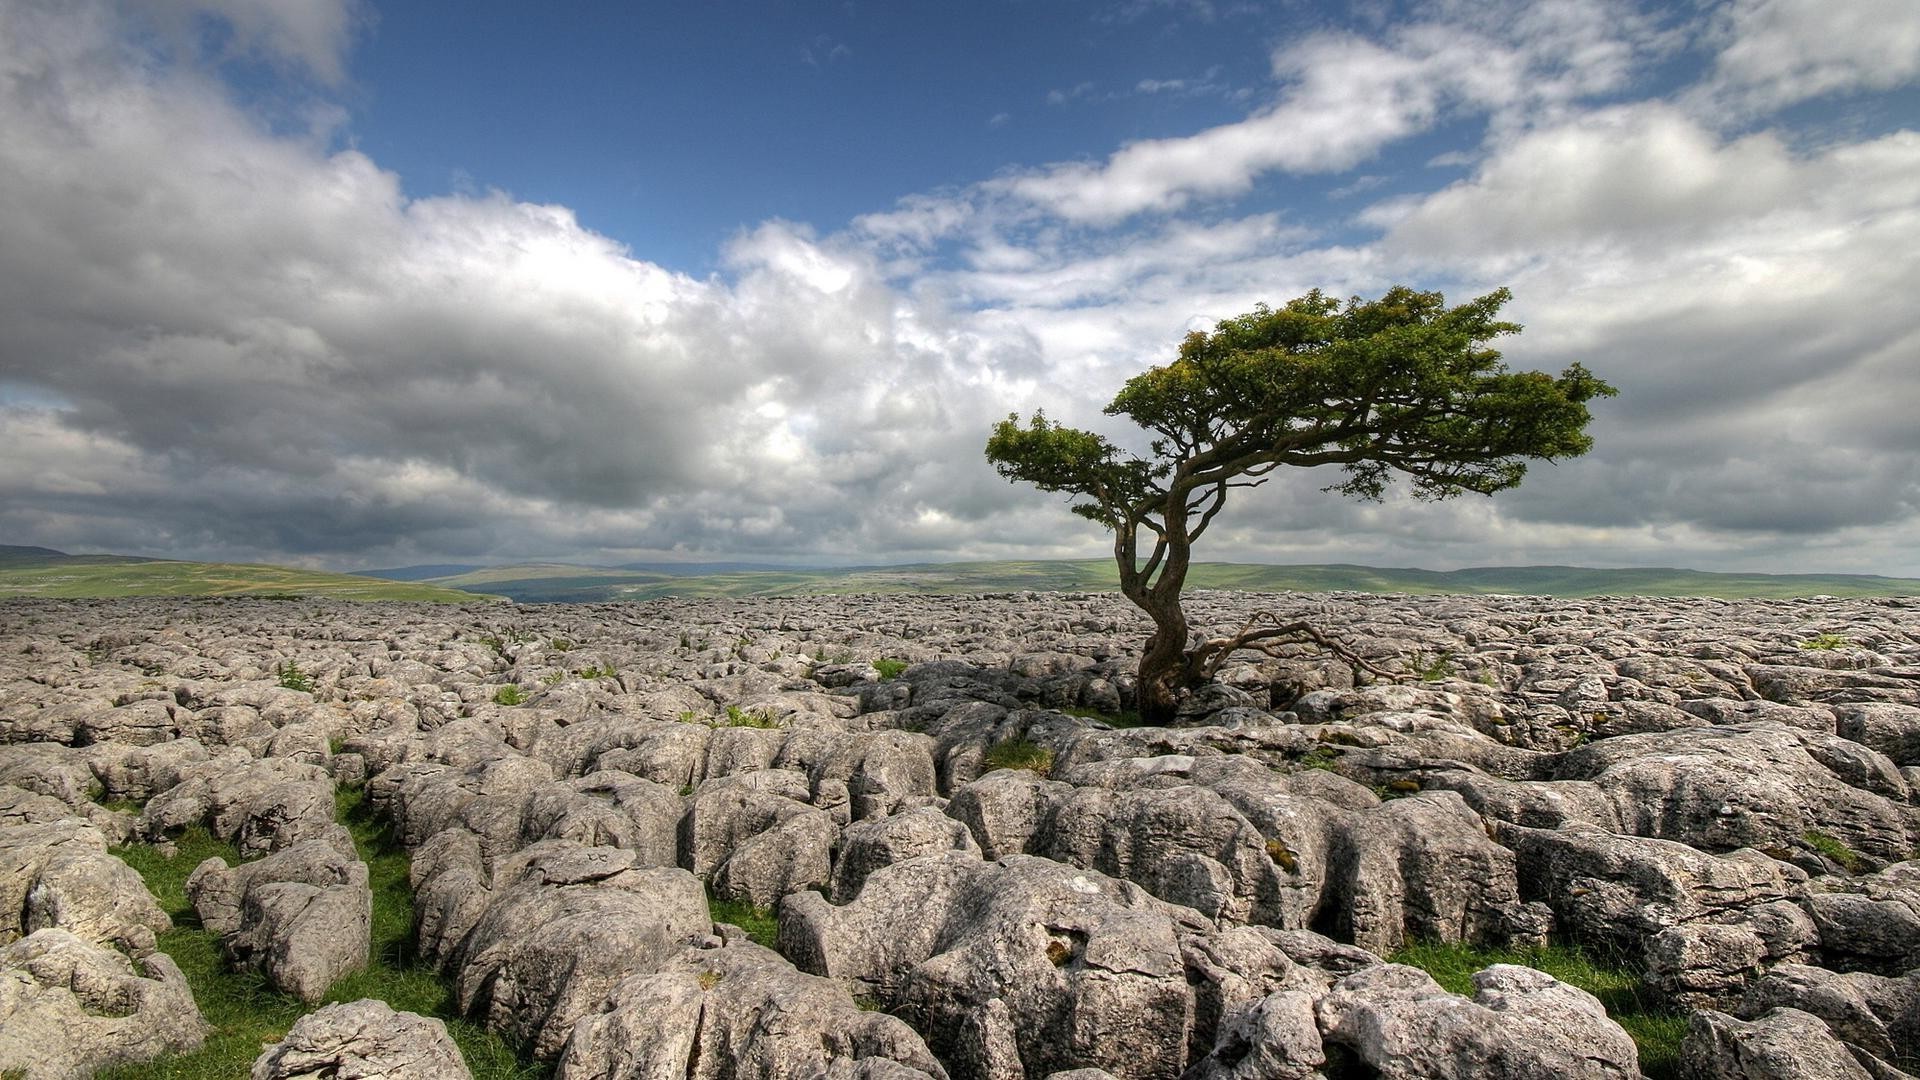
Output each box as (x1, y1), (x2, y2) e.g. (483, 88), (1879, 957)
(3, 0), (1920, 577)
(1700, 0), (1920, 112)
(992, 0), (1659, 223)
(1369, 103), (1920, 556)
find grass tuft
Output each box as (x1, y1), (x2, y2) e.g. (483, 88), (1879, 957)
(871, 658), (909, 681)
(983, 736), (1053, 776)
(1803, 829), (1866, 873)
(707, 894), (778, 949)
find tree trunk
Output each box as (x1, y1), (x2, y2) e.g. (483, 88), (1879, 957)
(1134, 590), (1190, 725)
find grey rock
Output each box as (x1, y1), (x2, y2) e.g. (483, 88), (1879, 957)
(1180, 989), (1323, 1080)
(139, 750), (348, 857)
(0, 928), (207, 1078)
(1645, 921), (1768, 1006)
(2, 817), (169, 954)
(556, 938), (947, 1080)
(451, 840), (711, 1059)
(832, 805), (979, 903)
(252, 999), (471, 1080)
(1500, 821), (1798, 957)
(1315, 962), (1638, 1079)
(186, 838), (372, 1002)
(681, 770), (833, 906)
(1739, 964), (1920, 1071)
(1679, 1007), (1900, 1080)
(783, 852), (1194, 1080)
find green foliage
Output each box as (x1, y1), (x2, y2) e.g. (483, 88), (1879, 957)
(872, 658), (909, 681)
(274, 661), (313, 693)
(1803, 830), (1866, 873)
(982, 736), (1053, 776)
(1415, 652), (1455, 681)
(491, 685), (527, 706)
(1389, 940), (1684, 1080)
(1297, 746), (1341, 771)
(989, 286), (1613, 532)
(539, 671), (566, 686)
(707, 895), (778, 949)
(1060, 705), (1147, 728)
(722, 705), (781, 729)
(104, 792), (545, 1079)
(572, 663), (618, 680)
(1800, 632), (1849, 651)
(549, 637), (573, 652)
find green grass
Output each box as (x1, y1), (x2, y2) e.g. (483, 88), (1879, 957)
(414, 559), (1920, 603)
(102, 790), (546, 1079)
(722, 705), (782, 729)
(492, 685), (527, 706)
(274, 661), (314, 693)
(1389, 940), (1685, 1080)
(1060, 705), (1147, 728)
(982, 736), (1053, 776)
(872, 658), (909, 681)
(1803, 829), (1866, 873)
(707, 895), (778, 949)
(1799, 632), (1850, 651)
(0, 557), (495, 601)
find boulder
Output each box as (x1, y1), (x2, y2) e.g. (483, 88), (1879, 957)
(1739, 964), (1920, 1072)
(556, 936), (947, 1080)
(450, 840), (711, 1059)
(186, 838), (372, 1002)
(0, 928), (207, 1078)
(2, 817), (169, 954)
(1679, 1007), (1900, 1080)
(782, 853), (1195, 1080)
(252, 999), (471, 1080)
(1315, 962), (1638, 1079)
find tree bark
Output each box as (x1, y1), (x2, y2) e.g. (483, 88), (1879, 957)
(1134, 588), (1190, 725)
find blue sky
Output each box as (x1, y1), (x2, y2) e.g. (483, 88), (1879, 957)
(2, 0), (1919, 575)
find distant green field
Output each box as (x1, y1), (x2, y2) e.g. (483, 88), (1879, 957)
(420, 559), (1920, 603)
(0, 559), (495, 602)
(6, 546), (1916, 604)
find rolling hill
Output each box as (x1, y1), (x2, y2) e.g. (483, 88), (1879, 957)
(7, 546), (1919, 603)
(408, 559), (1920, 604)
(0, 547), (497, 602)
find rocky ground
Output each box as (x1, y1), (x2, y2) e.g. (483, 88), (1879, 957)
(1, 590), (1917, 1079)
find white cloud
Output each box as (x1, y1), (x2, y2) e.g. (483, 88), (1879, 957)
(5, 0), (1920, 577)
(1702, 0), (1920, 112)
(133, 0), (366, 83)
(991, 2), (1658, 224)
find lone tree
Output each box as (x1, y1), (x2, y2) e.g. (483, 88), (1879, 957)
(986, 285), (1614, 725)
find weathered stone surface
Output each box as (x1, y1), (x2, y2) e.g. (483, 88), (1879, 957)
(1680, 1007), (1900, 1080)
(139, 750), (348, 857)
(1499, 821), (1799, 957)
(556, 936), (947, 1080)
(187, 838), (372, 1002)
(11, 590), (1920, 1080)
(0, 928), (207, 1078)
(1739, 964), (1920, 1072)
(832, 805), (980, 903)
(783, 852), (1194, 1080)
(1, 817), (169, 954)
(1314, 962), (1639, 1079)
(252, 998), (471, 1080)
(450, 840), (711, 1059)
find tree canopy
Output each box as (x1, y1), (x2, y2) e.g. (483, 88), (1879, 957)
(987, 285), (1615, 723)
